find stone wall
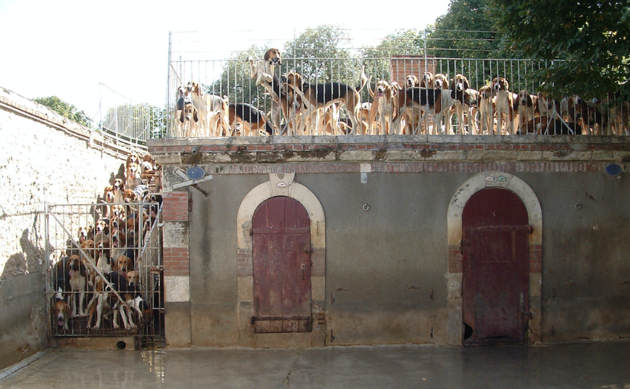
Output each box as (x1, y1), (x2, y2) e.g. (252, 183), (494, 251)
(148, 135), (630, 347)
(0, 87), (143, 369)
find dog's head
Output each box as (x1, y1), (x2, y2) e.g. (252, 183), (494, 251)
(183, 101), (198, 123)
(116, 255), (133, 276)
(264, 48), (282, 66)
(453, 74), (470, 93)
(123, 189), (138, 203)
(478, 85), (493, 101)
(126, 216), (138, 237)
(103, 186), (115, 203)
(53, 299), (70, 328)
(80, 239), (95, 261)
(187, 81), (204, 97)
(126, 152), (139, 167)
(97, 239), (111, 261)
(433, 74), (450, 90)
(177, 85), (187, 98)
(518, 90), (534, 107)
(95, 218), (109, 235)
(67, 255), (84, 273)
(537, 91), (555, 110)
(126, 270), (139, 289)
(78, 226), (90, 243)
(284, 72), (304, 93)
(111, 230), (126, 250)
(407, 74), (420, 88)
(376, 80), (391, 97)
(113, 178), (124, 192)
(493, 77), (509, 93)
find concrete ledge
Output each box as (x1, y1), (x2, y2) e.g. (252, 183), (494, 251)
(77, 337), (137, 350)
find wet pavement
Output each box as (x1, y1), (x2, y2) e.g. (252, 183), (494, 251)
(1, 341), (629, 388)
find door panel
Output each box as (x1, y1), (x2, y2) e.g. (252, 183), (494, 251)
(462, 188), (529, 345)
(252, 197), (312, 333)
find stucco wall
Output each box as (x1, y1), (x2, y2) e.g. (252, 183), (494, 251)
(0, 87), (139, 369)
(150, 136), (630, 347)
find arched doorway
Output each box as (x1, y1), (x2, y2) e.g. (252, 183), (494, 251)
(446, 172), (542, 345)
(462, 188), (530, 345)
(252, 196), (312, 333)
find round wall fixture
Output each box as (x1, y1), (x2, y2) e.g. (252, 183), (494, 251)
(605, 163), (623, 176)
(186, 166), (206, 180)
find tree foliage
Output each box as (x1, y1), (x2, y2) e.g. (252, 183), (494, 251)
(487, 0), (630, 99)
(34, 96), (92, 127)
(428, 0), (506, 59)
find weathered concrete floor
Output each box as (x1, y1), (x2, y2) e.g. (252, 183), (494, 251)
(1, 342), (629, 388)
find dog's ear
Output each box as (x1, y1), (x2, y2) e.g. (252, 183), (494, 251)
(193, 109), (199, 123)
(463, 77), (470, 90)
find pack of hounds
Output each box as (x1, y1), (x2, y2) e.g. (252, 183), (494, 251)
(176, 48), (629, 137)
(52, 151), (163, 333)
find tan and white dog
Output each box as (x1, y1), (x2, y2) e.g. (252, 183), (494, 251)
(284, 67), (368, 135)
(368, 79), (399, 135)
(248, 48), (285, 134)
(492, 77), (517, 135)
(187, 82), (230, 137)
(477, 85), (495, 135)
(517, 90), (539, 134)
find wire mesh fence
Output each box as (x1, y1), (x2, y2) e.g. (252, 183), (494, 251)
(45, 201), (164, 347)
(165, 55), (629, 137)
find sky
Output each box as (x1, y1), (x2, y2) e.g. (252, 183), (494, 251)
(0, 0), (451, 122)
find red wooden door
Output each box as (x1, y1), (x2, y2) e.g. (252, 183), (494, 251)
(252, 196), (312, 333)
(462, 188), (529, 345)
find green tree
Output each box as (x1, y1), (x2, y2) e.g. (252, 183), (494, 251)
(33, 96), (92, 127)
(427, 0), (505, 59)
(284, 25), (363, 86)
(488, 0), (630, 100)
(209, 45), (273, 114)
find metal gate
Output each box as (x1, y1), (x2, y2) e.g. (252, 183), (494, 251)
(44, 201), (164, 347)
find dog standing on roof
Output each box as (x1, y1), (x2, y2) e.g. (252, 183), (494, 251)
(248, 48), (285, 134)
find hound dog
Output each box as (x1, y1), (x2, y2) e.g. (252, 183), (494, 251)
(492, 77), (517, 135)
(517, 90), (539, 134)
(248, 48), (285, 134)
(537, 91), (574, 134)
(228, 103), (273, 136)
(451, 74), (479, 134)
(187, 82), (210, 136)
(123, 270), (151, 326)
(427, 73), (454, 134)
(53, 300), (71, 331)
(111, 178), (125, 204)
(52, 291), (71, 331)
(181, 100), (200, 137)
(126, 162), (143, 190)
(477, 85), (496, 135)
(392, 87), (444, 135)
(68, 255), (88, 316)
(284, 67), (368, 135)
(174, 85), (190, 137)
(96, 239), (113, 275)
(368, 79), (399, 135)
(189, 82), (229, 137)
(417, 73), (431, 88)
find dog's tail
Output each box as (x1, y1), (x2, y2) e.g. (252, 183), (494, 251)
(355, 66), (368, 93)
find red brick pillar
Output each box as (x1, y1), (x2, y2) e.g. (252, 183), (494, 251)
(162, 190), (192, 347)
